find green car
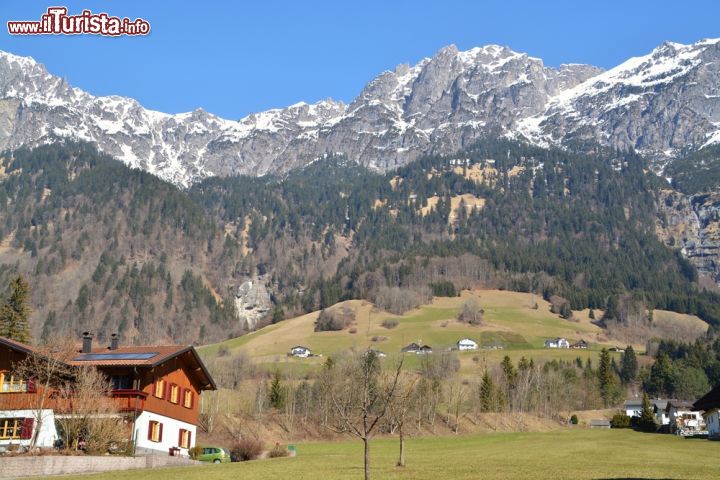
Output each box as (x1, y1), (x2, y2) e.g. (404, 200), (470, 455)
(197, 446), (231, 463)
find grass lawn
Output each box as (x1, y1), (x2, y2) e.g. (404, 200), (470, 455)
(54, 429), (719, 480)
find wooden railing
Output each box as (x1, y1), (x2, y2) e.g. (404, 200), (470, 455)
(109, 390), (147, 413)
(0, 391), (41, 410)
(0, 390), (147, 414)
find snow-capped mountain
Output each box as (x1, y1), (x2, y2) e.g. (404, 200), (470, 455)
(519, 39), (720, 159)
(1, 39), (719, 186)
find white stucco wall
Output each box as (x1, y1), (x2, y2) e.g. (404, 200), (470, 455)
(706, 410), (720, 438)
(0, 409), (57, 449)
(133, 411), (197, 456)
(625, 408), (641, 417)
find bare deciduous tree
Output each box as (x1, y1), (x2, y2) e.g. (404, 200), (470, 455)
(386, 373), (417, 467)
(57, 365), (125, 453)
(323, 351), (404, 480)
(458, 298), (484, 325)
(13, 337), (76, 449)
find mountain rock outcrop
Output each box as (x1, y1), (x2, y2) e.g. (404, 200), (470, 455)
(3, 39), (719, 187)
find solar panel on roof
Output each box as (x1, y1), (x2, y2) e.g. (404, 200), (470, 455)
(73, 352), (159, 361)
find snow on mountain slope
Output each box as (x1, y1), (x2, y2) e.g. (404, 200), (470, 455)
(519, 38), (720, 158)
(1, 39), (719, 186)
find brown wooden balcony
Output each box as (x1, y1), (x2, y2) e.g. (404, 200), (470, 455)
(110, 389), (147, 413)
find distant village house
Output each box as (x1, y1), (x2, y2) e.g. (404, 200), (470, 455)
(289, 346), (311, 358)
(544, 338), (570, 349)
(665, 401), (706, 435)
(456, 338), (478, 351)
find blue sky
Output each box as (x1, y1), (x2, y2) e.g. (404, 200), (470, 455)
(0, 1), (718, 119)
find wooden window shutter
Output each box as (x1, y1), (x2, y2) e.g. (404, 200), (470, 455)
(27, 379), (36, 393)
(147, 422), (153, 440)
(178, 429), (183, 446)
(20, 418), (34, 439)
(188, 431), (192, 448)
(158, 423), (163, 442)
(188, 390), (194, 409)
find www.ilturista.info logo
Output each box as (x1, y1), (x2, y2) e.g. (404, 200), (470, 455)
(7, 7), (150, 36)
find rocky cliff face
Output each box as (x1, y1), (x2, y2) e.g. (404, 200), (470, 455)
(233, 277), (272, 331)
(656, 189), (720, 284)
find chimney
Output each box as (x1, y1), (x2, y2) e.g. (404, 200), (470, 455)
(110, 333), (119, 351)
(81, 332), (93, 354)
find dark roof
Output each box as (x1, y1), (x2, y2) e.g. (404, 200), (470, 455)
(624, 399), (643, 408)
(665, 400), (697, 412)
(0, 336), (36, 355)
(68, 345), (189, 367)
(694, 385), (720, 412)
(0, 336), (215, 391)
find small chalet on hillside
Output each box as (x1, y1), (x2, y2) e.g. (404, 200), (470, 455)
(570, 340), (588, 349)
(544, 338), (570, 349)
(289, 346), (311, 358)
(0, 334), (215, 455)
(401, 343), (421, 353)
(694, 385), (720, 439)
(456, 338), (478, 351)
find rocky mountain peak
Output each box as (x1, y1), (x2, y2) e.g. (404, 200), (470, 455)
(1, 39), (719, 186)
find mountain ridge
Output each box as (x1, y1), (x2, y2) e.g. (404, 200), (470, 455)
(1, 39), (720, 188)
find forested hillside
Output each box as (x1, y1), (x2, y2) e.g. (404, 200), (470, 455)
(1, 139), (719, 345)
(0, 142), (241, 344)
(190, 139), (720, 327)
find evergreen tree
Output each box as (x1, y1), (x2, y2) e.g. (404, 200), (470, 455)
(0, 275), (32, 343)
(638, 392), (657, 432)
(268, 371), (285, 409)
(602, 295), (619, 322)
(479, 370), (494, 412)
(620, 345), (639, 385)
(559, 302), (572, 320)
(646, 352), (675, 397)
(271, 305), (285, 324)
(501, 356), (517, 387)
(598, 349), (620, 406)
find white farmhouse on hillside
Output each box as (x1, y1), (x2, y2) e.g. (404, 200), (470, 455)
(290, 346), (311, 358)
(457, 338), (478, 351)
(544, 337), (570, 349)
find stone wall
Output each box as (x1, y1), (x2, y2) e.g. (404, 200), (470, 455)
(0, 454), (198, 478)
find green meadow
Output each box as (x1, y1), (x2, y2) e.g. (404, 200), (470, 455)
(52, 429), (719, 480)
(199, 290), (707, 374)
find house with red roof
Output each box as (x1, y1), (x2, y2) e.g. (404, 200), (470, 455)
(0, 333), (215, 455)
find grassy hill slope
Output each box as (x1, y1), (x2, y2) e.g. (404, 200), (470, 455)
(200, 290), (707, 372)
